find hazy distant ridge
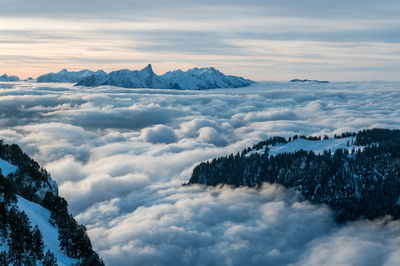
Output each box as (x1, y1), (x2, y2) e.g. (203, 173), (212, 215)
(0, 73), (20, 81)
(36, 69), (106, 83)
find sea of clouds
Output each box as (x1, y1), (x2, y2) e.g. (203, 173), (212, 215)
(1, 81), (400, 265)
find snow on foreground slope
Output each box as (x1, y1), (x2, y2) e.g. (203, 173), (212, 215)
(17, 196), (77, 266)
(0, 158), (17, 176)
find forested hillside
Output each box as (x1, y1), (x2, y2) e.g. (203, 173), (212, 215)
(0, 140), (104, 265)
(188, 129), (400, 222)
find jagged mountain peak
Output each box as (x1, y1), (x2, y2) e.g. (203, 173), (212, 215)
(141, 63), (154, 73)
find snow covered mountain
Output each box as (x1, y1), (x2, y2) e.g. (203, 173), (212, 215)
(0, 141), (104, 265)
(161, 66), (254, 90)
(37, 69), (106, 83)
(75, 64), (254, 90)
(99, 64), (165, 89)
(0, 74), (20, 82)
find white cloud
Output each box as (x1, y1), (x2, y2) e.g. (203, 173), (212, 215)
(1, 81), (400, 265)
(141, 125), (177, 144)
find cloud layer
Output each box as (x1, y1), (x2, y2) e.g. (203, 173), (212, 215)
(1, 81), (400, 265)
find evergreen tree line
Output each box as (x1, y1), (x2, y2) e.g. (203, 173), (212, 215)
(189, 128), (400, 222)
(0, 185), (58, 265)
(0, 140), (54, 204)
(42, 192), (105, 266)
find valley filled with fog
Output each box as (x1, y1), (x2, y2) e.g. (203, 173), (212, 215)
(1, 81), (400, 265)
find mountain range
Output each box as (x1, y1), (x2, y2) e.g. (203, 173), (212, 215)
(33, 64), (254, 90)
(77, 64), (254, 90)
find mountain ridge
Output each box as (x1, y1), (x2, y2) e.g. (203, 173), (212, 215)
(0, 74), (20, 82)
(37, 69), (107, 83)
(74, 64), (254, 90)
(188, 128), (400, 222)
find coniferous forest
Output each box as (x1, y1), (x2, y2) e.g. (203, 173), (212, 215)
(0, 140), (104, 266)
(188, 129), (400, 222)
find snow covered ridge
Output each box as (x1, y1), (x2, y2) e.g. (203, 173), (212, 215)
(75, 64), (254, 90)
(188, 128), (400, 222)
(36, 69), (107, 83)
(246, 135), (362, 157)
(0, 74), (20, 82)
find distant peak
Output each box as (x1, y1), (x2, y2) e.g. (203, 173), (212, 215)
(59, 68), (68, 73)
(142, 64), (153, 72)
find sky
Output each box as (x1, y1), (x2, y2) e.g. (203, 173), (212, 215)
(1, 0), (400, 81)
(1, 80), (400, 265)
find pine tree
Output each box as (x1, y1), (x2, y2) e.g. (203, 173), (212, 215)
(22, 255), (36, 266)
(32, 225), (44, 260)
(8, 207), (26, 266)
(42, 250), (58, 266)
(0, 251), (8, 265)
(58, 216), (76, 257)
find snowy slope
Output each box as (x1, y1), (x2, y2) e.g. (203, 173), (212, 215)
(247, 137), (361, 157)
(0, 155), (58, 200)
(17, 196), (77, 266)
(75, 70), (109, 87)
(75, 64), (254, 90)
(269, 137), (359, 155)
(37, 69), (106, 83)
(161, 67), (253, 90)
(0, 74), (20, 82)
(103, 64), (166, 88)
(0, 158), (18, 176)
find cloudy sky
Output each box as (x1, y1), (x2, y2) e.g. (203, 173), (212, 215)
(2, 80), (400, 265)
(1, 0), (400, 80)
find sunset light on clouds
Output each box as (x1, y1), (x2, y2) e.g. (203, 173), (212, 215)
(2, 1), (400, 265)
(1, 0), (399, 80)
